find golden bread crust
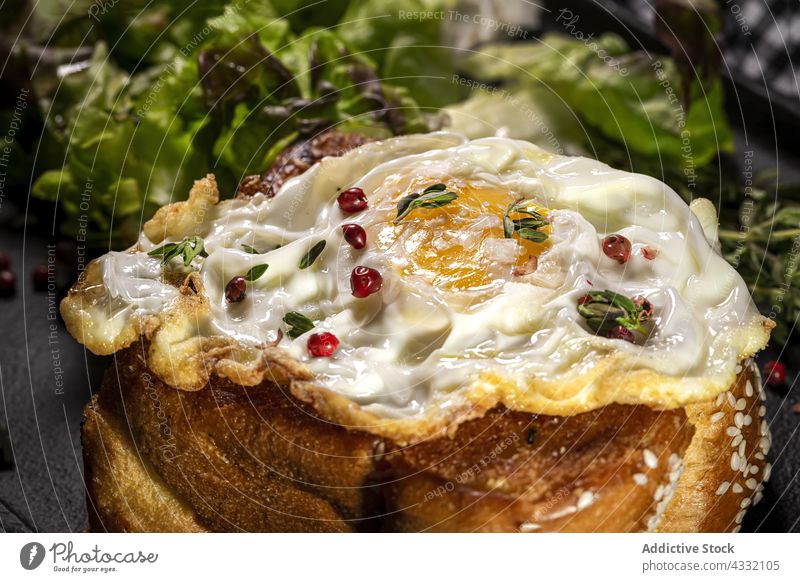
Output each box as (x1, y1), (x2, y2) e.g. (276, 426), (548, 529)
(143, 174), (219, 244)
(657, 364), (769, 532)
(81, 347), (769, 532)
(82, 393), (207, 532)
(236, 131), (374, 198)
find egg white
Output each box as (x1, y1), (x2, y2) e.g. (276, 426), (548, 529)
(86, 133), (769, 422)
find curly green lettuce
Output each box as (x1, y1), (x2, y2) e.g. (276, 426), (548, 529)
(454, 33), (732, 172)
(30, 0), (441, 247)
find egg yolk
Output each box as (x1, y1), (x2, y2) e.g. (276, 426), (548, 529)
(373, 180), (551, 291)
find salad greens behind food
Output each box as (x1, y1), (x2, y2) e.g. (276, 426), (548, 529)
(2, 0), (797, 340)
(9, 0), (458, 245)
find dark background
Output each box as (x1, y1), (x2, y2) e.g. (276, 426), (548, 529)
(1, 0), (799, 532)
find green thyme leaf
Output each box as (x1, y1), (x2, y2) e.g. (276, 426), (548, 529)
(606, 290), (637, 315)
(516, 207), (546, 221)
(148, 242), (179, 260)
(503, 200), (548, 243)
(418, 192), (458, 209)
(512, 218), (547, 229)
(423, 183), (447, 193)
(577, 290), (649, 336)
(394, 189), (459, 223)
(180, 237), (204, 266)
(299, 240), (326, 269)
(503, 215), (515, 239)
(244, 264), (269, 282)
(283, 311), (314, 339)
(148, 236), (204, 267)
(517, 228), (548, 242)
(241, 244), (260, 254)
(395, 193), (421, 221)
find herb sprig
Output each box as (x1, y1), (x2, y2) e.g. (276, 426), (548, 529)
(717, 177), (800, 344)
(394, 183), (459, 223)
(283, 312), (315, 338)
(300, 240), (326, 269)
(577, 290), (652, 336)
(147, 236), (205, 267)
(244, 264), (269, 282)
(241, 244), (261, 254)
(503, 200), (548, 242)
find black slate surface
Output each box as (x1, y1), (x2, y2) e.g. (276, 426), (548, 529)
(0, 205), (108, 533)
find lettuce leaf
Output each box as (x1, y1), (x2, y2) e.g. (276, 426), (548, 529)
(31, 41), (208, 245)
(29, 1), (433, 247)
(338, 0), (466, 108)
(461, 33), (732, 168)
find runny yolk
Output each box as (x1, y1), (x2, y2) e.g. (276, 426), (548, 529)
(373, 180), (551, 291)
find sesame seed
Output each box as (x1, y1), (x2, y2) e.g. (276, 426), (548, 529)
(735, 510), (745, 524)
(743, 415), (752, 426)
(738, 440), (746, 458)
(759, 436), (770, 454)
(735, 398), (747, 411)
(763, 463), (772, 481)
(736, 364), (743, 374)
(754, 491), (764, 505)
(643, 449), (658, 469)
(726, 426), (741, 437)
(755, 452), (765, 460)
(746, 478), (757, 490)
(710, 411), (725, 423)
(716, 393), (725, 407)
(750, 464), (759, 474)
(731, 453), (741, 471)
(577, 491), (594, 510)
(734, 412), (744, 428)
(654, 485), (665, 501)
(715, 482), (730, 495)
(758, 405), (766, 417)
(733, 483), (743, 494)
(633, 473), (648, 486)
(727, 392), (736, 407)
(760, 420), (769, 436)
(741, 498), (751, 509)
(647, 515), (659, 531)
(732, 434), (743, 447)
(745, 380), (754, 397)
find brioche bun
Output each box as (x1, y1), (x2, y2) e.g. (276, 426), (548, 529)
(81, 347), (768, 532)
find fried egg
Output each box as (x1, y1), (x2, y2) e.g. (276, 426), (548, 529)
(63, 133), (771, 436)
